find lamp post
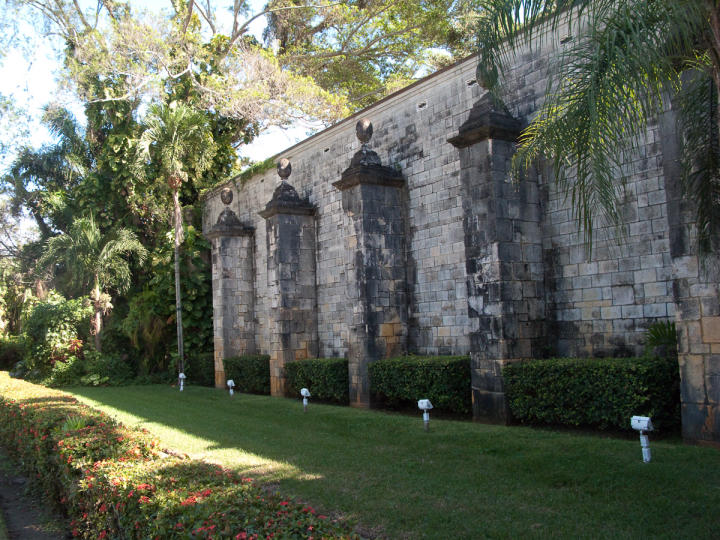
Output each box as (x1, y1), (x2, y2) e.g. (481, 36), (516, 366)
(300, 388), (311, 412)
(418, 399), (433, 431)
(631, 416), (654, 462)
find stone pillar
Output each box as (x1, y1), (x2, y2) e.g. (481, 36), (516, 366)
(448, 93), (545, 424)
(205, 188), (256, 388)
(659, 106), (720, 446)
(260, 160), (318, 397)
(333, 119), (408, 408)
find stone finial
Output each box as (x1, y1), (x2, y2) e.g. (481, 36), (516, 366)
(220, 187), (233, 205)
(350, 118), (382, 167)
(277, 158), (292, 181)
(356, 118), (373, 145)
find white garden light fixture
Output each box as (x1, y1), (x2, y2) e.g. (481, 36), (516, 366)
(631, 415), (654, 463)
(418, 399), (433, 431)
(300, 388), (311, 412)
(227, 379), (236, 396)
(178, 372), (186, 392)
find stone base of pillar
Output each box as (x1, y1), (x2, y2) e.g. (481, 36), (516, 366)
(214, 369), (226, 389)
(681, 403), (720, 446)
(269, 353), (289, 397)
(471, 355), (513, 424)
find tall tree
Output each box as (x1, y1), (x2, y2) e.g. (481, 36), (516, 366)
(475, 0), (720, 253)
(134, 101), (216, 380)
(38, 214), (147, 351)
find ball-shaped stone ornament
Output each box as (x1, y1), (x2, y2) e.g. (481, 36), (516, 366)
(356, 119), (373, 144)
(277, 158), (292, 180)
(220, 187), (233, 205)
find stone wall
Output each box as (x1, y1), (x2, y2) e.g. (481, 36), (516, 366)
(203, 15), (719, 444)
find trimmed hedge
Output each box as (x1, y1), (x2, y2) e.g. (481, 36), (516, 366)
(369, 355), (471, 415)
(0, 373), (355, 539)
(184, 351), (215, 387)
(223, 354), (271, 394)
(285, 358), (349, 405)
(503, 357), (681, 431)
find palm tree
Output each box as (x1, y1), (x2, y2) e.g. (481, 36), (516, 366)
(134, 102), (216, 380)
(475, 0), (720, 252)
(38, 214), (147, 352)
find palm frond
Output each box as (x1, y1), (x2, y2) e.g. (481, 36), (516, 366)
(677, 64), (720, 254)
(481, 0), (709, 251)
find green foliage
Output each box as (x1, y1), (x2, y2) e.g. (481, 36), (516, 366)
(38, 214), (147, 299)
(121, 288), (171, 374)
(139, 224), (214, 368)
(0, 377), (354, 539)
(184, 351), (215, 387)
(0, 335), (25, 370)
(504, 357), (681, 432)
(21, 292), (92, 376)
(369, 355), (471, 415)
(236, 157), (276, 184)
(267, 0), (481, 109)
(644, 320), (678, 357)
(42, 349), (135, 388)
(223, 355), (271, 395)
(285, 358), (349, 405)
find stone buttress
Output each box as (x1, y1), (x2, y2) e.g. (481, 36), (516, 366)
(260, 160), (319, 396)
(333, 120), (409, 407)
(449, 94), (546, 423)
(205, 188), (256, 388)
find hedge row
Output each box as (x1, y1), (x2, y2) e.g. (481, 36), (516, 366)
(369, 355), (472, 415)
(285, 358), (349, 405)
(184, 352), (215, 387)
(0, 373), (354, 539)
(223, 355), (271, 394)
(503, 357), (681, 431)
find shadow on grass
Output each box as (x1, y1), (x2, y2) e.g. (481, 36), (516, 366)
(65, 384), (720, 540)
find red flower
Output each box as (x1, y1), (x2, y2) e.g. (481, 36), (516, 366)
(139, 496), (150, 504)
(99, 531), (107, 539)
(99, 503), (107, 513)
(279, 501), (289, 506)
(181, 495), (197, 506)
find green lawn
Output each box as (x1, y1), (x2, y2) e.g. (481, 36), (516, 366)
(68, 384), (720, 539)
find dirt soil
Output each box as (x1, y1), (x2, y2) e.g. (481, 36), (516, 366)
(0, 448), (68, 539)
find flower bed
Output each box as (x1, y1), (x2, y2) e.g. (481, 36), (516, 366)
(0, 373), (355, 539)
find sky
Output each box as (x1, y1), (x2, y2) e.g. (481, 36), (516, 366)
(0, 0), (315, 167)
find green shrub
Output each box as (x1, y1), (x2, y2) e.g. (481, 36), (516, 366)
(21, 292), (92, 377)
(223, 354), (271, 394)
(504, 357), (681, 432)
(41, 350), (135, 388)
(0, 335), (25, 370)
(369, 355), (471, 415)
(44, 355), (86, 387)
(285, 358), (349, 405)
(82, 350), (135, 385)
(0, 374), (354, 539)
(184, 351), (215, 387)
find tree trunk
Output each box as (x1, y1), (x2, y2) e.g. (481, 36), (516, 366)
(91, 278), (102, 353)
(93, 308), (102, 352)
(173, 189), (185, 376)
